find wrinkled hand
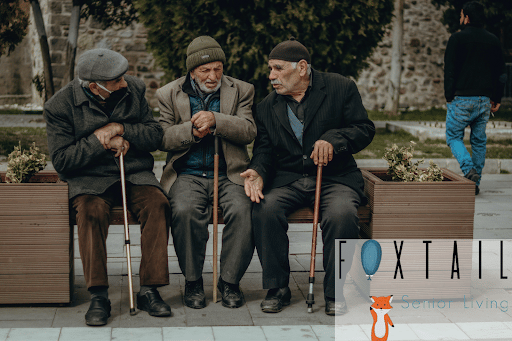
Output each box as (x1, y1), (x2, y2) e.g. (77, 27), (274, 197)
(192, 126), (210, 139)
(108, 136), (130, 157)
(491, 101), (501, 113)
(310, 140), (334, 166)
(240, 169), (264, 203)
(93, 122), (124, 149)
(191, 111), (215, 135)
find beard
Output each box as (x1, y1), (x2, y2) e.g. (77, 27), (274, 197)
(196, 78), (221, 94)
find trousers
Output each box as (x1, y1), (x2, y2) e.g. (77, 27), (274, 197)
(72, 183), (171, 289)
(252, 177), (360, 299)
(168, 174), (254, 284)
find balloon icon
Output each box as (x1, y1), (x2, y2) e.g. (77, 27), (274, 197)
(361, 240), (382, 280)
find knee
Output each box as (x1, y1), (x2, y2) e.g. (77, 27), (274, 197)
(75, 197), (109, 225)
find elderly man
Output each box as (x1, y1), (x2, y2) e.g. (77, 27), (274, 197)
(157, 36), (256, 309)
(241, 38), (375, 315)
(44, 48), (172, 326)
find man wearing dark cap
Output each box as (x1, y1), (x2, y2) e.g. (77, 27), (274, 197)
(157, 36), (256, 309)
(44, 48), (172, 326)
(241, 38), (375, 315)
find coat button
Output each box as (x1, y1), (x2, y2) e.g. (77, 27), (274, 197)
(303, 155), (307, 160)
(303, 173), (308, 177)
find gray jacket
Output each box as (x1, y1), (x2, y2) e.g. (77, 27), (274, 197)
(44, 75), (163, 199)
(157, 74), (256, 193)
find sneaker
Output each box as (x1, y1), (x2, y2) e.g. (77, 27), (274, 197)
(465, 168), (480, 183)
(184, 277), (206, 309)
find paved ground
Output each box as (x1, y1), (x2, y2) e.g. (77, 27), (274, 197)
(1, 114), (511, 340)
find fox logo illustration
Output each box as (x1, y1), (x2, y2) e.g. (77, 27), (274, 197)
(370, 295), (394, 341)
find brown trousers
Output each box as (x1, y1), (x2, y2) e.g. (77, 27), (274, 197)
(72, 183), (171, 289)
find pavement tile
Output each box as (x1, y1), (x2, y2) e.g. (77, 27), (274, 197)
(334, 324), (369, 340)
(212, 326), (266, 341)
(59, 327), (112, 341)
(6, 328), (60, 341)
(0, 330), (7, 341)
(111, 327), (163, 341)
(162, 326), (213, 341)
(407, 323), (468, 340)
(0, 307), (57, 321)
(456, 322), (512, 339)
(262, 325), (318, 341)
(311, 325), (335, 341)
(360, 323), (420, 340)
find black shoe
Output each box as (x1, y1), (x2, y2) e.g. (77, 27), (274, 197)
(465, 168), (480, 183)
(85, 296), (111, 326)
(184, 277), (206, 309)
(325, 297), (348, 316)
(260, 287), (291, 313)
(136, 288), (171, 317)
(217, 278), (245, 308)
(475, 185), (480, 195)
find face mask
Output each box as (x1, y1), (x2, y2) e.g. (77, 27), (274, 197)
(95, 82), (127, 102)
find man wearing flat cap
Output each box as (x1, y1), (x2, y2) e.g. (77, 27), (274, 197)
(157, 36), (256, 309)
(44, 48), (172, 326)
(241, 38), (375, 315)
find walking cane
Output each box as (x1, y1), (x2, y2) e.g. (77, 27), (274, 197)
(119, 150), (136, 315)
(307, 164), (323, 313)
(212, 136), (220, 303)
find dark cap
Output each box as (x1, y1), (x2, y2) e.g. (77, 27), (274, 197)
(186, 36), (226, 72)
(268, 37), (311, 64)
(77, 48), (129, 81)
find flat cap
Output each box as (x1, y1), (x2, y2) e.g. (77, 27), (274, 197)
(77, 48), (129, 81)
(269, 37), (311, 64)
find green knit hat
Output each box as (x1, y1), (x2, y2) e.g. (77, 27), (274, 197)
(186, 36), (226, 72)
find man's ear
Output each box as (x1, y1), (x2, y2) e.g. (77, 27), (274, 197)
(89, 82), (100, 96)
(298, 59), (308, 77)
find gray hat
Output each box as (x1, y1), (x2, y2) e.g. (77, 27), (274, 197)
(77, 48), (129, 81)
(186, 36), (226, 73)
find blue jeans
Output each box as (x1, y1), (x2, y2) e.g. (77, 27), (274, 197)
(446, 96), (491, 185)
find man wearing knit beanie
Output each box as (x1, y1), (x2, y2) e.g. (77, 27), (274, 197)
(241, 38), (376, 316)
(157, 36), (256, 310)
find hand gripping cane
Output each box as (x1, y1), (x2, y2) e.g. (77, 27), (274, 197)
(119, 150), (136, 315)
(212, 136), (220, 303)
(307, 164), (323, 313)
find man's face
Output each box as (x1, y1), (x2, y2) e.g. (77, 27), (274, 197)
(91, 76), (127, 99)
(268, 59), (302, 96)
(191, 61), (223, 93)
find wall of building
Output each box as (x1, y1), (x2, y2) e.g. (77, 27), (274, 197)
(1, 0), (452, 111)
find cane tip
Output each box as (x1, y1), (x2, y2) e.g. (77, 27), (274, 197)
(307, 305), (313, 313)
(130, 308), (137, 316)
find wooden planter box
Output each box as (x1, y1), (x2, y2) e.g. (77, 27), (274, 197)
(0, 171), (73, 304)
(350, 168), (475, 300)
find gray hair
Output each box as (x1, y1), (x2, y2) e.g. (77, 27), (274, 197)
(291, 62), (312, 76)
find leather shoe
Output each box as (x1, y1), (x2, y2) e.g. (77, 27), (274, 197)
(217, 278), (245, 308)
(136, 288), (171, 317)
(325, 298), (348, 316)
(85, 296), (111, 326)
(260, 287), (291, 313)
(184, 277), (206, 309)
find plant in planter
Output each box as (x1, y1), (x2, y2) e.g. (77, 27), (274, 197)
(382, 141), (443, 182)
(5, 142), (47, 183)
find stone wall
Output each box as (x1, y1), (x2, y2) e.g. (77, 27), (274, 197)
(356, 0), (451, 111)
(2, 0), (452, 110)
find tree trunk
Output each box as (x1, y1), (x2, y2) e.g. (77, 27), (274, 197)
(384, 0), (404, 114)
(29, 0), (54, 101)
(65, 0), (82, 84)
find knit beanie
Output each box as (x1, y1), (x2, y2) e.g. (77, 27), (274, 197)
(186, 36), (226, 72)
(268, 37), (311, 64)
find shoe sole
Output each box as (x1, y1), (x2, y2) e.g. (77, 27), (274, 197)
(137, 303), (171, 317)
(261, 301), (290, 313)
(85, 316), (109, 326)
(184, 301), (206, 309)
(221, 300), (244, 309)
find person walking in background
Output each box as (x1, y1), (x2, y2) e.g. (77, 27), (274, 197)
(444, 1), (507, 195)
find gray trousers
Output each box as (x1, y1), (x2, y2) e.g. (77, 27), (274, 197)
(168, 174), (254, 284)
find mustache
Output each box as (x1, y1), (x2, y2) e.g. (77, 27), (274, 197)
(270, 80), (282, 85)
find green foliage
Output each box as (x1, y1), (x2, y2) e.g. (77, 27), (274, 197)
(0, 0), (29, 56)
(81, 0), (138, 28)
(6, 142), (47, 183)
(431, 0), (512, 58)
(135, 0), (394, 102)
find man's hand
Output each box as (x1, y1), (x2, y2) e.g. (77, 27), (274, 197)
(491, 101), (501, 113)
(310, 140), (334, 166)
(93, 122), (124, 149)
(191, 111), (216, 135)
(240, 169), (264, 203)
(108, 136), (130, 157)
(192, 126), (210, 139)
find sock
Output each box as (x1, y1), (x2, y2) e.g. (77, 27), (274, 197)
(89, 286), (108, 300)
